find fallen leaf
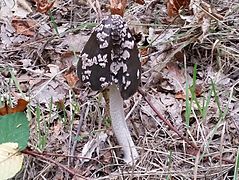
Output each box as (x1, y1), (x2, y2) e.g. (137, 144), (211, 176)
(142, 96), (165, 117)
(0, 112), (29, 150)
(47, 64), (60, 75)
(64, 72), (79, 87)
(166, 0), (190, 17)
(175, 90), (186, 100)
(110, 0), (127, 16)
(134, 0), (145, 5)
(0, 24), (13, 47)
(139, 47), (149, 65)
(81, 132), (108, 163)
(176, 84), (203, 100)
(0, 3), (13, 20)
(12, 17), (36, 36)
(162, 62), (186, 93)
(32, 80), (67, 104)
(0, 0), (32, 19)
(52, 121), (63, 136)
(61, 34), (89, 53)
(61, 51), (76, 59)
(0, 143), (24, 180)
(55, 99), (65, 111)
(34, 0), (55, 14)
(194, 84), (203, 97)
(0, 99), (28, 116)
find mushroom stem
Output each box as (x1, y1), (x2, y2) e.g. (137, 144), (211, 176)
(109, 84), (139, 164)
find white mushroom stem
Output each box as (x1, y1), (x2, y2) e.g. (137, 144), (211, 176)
(109, 84), (139, 164)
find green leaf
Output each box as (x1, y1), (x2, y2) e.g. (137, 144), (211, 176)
(0, 112), (29, 150)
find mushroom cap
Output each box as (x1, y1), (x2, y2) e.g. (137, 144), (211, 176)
(77, 14), (141, 99)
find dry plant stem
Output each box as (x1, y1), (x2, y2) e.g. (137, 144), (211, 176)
(71, 105), (86, 160)
(23, 149), (102, 163)
(67, 90), (74, 175)
(22, 149), (86, 179)
(109, 84), (139, 164)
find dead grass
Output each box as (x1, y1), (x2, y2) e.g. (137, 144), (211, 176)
(0, 0), (239, 179)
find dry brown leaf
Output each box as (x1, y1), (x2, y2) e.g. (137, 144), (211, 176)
(61, 51), (78, 59)
(194, 84), (203, 97)
(0, 99), (28, 116)
(12, 17), (36, 36)
(139, 47), (149, 66)
(55, 100), (65, 111)
(34, 0), (55, 13)
(166, 0), (190, 17)
(110, 0), (127, 16)
(165, 62), (186, 92)
(175, 90), (186, 100)
(175, 84), (203, 100)
(52, 121), (63, 135)
(64, 72), (79, 87)
(134, 0), (145, 5)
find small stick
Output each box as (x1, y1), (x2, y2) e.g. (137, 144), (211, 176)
(71, 105), (87, 160)
(22, 149), (86, 179)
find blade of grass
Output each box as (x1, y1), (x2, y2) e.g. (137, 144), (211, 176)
(9, 68), (25, 98)
(210, 78), (223, 118)
(234, 147), (239, 180)
(185, 79), (191, 128)
(202, 88), (212, 120)
(185, 57), (191, 128)
(199, 78), (232, 162)
(49, 10), (59, 35)
(189, 64), (203, 116)
(36, 105), (47, 151)
(36, 105), (43, 150)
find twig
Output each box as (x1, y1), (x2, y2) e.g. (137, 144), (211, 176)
(22, 148), (102, 163)
(66, 90), (74, 180)
(71, 105), (87, 160)
(22, 149), (87, 179)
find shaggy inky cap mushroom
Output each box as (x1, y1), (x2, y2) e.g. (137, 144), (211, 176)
(77, 14), (141, 164)
(77, 14), (141, 99)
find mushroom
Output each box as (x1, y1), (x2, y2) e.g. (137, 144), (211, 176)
(77, 14), (141, 164)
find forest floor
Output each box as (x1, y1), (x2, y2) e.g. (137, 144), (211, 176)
(0, 0), (239, 179)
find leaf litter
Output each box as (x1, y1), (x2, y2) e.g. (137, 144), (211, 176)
(0, 0), (239, 179)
